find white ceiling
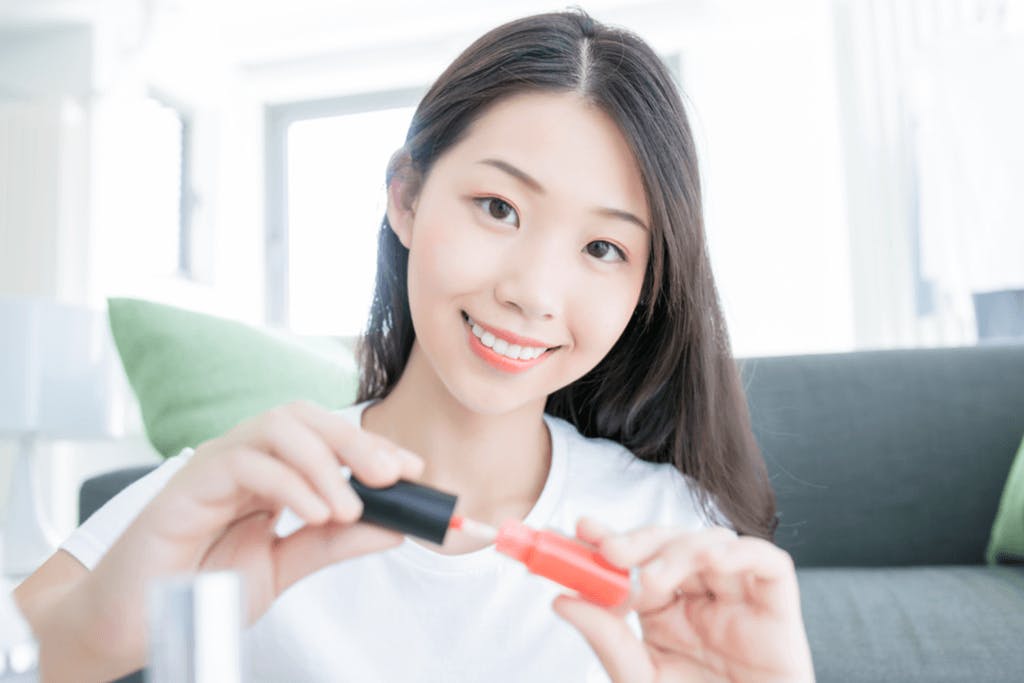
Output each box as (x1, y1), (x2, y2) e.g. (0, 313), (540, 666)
(0, 0), (835, 104)
(0, 0), (715, 65)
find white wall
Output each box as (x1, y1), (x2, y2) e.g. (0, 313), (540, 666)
(0, 23), (162, 550)
(0, 25), (92, 302)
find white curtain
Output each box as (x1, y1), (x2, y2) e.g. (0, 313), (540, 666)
(832, 0), (1023, 347)
(913, 28), (1024, 334)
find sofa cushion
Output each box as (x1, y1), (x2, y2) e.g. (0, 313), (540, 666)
(107, 297), (359, 458)
(797, 565), (1024, 682)
(742, 345), (1024, 567)
(987, 434), (1024, 564)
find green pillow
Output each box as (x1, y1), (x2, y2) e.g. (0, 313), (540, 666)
(108, 297), (359, 458)
(986, 433), (1024, 564)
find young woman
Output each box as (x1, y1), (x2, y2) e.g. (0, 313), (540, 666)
(15, 10), (814, 682)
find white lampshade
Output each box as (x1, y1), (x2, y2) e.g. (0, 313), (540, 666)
(0, 296), (128, 440)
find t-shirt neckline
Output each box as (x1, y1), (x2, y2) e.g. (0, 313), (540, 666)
(346, 400), (568, 574)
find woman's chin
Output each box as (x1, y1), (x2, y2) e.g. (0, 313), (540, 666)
(443, 380), (548, 418)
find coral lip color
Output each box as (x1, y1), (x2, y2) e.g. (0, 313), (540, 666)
(465, 313), (554, 349)
(495, 519), (632, 608)
(465, 318), (554, 374)
(449, 515), (631, 607)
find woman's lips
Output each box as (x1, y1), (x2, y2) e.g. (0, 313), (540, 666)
(462, 312), (557, 374)
(462, 311), (558, 350)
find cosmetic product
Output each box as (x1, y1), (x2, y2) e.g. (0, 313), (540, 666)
(146, 571), (244, 683)
(348, 476), (458, 545)
(451, 515), (634, 608)
(349, 477), (633, 607)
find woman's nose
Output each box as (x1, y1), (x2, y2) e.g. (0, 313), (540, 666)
(492, 233), (570, 321)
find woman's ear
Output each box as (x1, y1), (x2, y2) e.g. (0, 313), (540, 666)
(386, 155), (420, 249)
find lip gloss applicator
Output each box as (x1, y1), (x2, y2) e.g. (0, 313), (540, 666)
(347, 476), (634, 608)
(450, 515), (633, 608)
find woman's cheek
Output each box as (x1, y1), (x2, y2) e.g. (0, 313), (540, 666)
(575, 284), (636, 346)
(418, 217), (500, 293)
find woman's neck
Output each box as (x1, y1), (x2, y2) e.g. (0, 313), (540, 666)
(359, 343), (552, 542)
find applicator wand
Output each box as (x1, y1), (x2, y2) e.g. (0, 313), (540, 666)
(348, 475), (633, 608)
(451, 515), (633, 608)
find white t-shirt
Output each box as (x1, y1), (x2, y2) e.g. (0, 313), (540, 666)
(61, 401), (728, 683)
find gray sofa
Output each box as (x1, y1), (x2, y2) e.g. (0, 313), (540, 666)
(81, 344), (1024, 683)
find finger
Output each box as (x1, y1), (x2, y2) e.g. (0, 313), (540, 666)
(575, 516), (616, 546)
(598, 525), (689, 568)
(699, 537), (800, 614)
(698, 566), (746, 603)
(692, 545), (748, 603)
(243, 406), (364, 522)
(228, 449), (332, 527)
(272, 522), (405, 594)
(552, 595), (654, 683)
(633, 528), (738, 612)
(287, 400), (424, 485)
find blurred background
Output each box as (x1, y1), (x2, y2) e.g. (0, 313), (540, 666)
(1, 0), (1022, 556)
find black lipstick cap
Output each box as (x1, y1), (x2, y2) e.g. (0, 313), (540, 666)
(349, 477), (458, 544)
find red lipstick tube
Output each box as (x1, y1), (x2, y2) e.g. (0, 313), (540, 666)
(494, 519), (632, 607)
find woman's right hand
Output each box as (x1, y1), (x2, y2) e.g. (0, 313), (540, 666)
(81, 400), (423, 670)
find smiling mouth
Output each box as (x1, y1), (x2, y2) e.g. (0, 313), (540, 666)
(462, 311), (561, 362)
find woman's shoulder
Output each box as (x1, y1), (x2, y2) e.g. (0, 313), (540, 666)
(544, 414), (725, 531)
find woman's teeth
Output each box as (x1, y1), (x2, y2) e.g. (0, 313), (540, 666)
(464, 314), (548, 361)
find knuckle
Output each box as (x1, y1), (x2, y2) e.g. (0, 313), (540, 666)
(224, 448), (250, 476)
(261, 406), (287, 428)
(260, 409), (294, 442)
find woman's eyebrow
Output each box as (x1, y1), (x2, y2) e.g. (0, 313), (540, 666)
(477, 158), (649, 232)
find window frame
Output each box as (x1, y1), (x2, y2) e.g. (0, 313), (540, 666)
(147, 88), (197, 281)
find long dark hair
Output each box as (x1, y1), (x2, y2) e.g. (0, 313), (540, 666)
(356, 9), (778, 540)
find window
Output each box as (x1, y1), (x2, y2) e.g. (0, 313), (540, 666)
(265, 89), (422, 336)
(90, 93), (197, 300)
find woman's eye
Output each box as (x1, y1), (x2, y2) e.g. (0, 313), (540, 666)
(585, 240), (627, 263)
(474, 197), (519, 227)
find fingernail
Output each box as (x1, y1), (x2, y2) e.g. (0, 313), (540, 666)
(376, 450), (402, 473)
(397, 448), (423, 467)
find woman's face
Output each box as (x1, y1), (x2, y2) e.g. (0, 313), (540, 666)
(388, 91), (651, 416)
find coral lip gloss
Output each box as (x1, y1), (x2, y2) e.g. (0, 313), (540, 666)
(347, 475), (631, 608)
(468, 329), (548, 373)
(450, 515), (633, 608)
(463, 313), (556, 374)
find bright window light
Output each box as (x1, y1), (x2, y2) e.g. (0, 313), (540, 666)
(286, 107), (415, 336)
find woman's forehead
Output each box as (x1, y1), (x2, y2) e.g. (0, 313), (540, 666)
(440, 92), (650, 224)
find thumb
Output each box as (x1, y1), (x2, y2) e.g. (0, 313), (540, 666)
(272, 522), (404, 593)
(552, 595), (654, 683)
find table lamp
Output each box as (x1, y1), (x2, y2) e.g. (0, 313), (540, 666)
(0, 296), (128, 578)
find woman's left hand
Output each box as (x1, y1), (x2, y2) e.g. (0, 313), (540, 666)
(553, 518), (815, 683)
